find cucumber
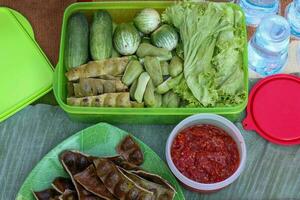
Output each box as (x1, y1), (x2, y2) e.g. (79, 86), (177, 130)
(64, 13), (89, 70)
(90, 11), (113, 60)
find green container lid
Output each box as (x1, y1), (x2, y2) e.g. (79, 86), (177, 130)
(0, 8), (53, 122)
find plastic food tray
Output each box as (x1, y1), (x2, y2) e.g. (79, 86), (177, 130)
(53, 1), (249, 124)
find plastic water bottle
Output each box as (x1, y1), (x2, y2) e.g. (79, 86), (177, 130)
(285, 0), (300, 39)
(239, 0), (280, 26)
(248, 15), (290, 76)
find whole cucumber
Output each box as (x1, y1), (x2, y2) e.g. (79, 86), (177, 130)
(64, 13), (89, 70)
(90, 11), (113, 60)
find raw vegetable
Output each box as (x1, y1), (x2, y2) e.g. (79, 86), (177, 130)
(131, 101), (144, 108)
(163, 2), (245, 106)
(67, 92), (131, 107)
(113, 23), (141, 55)
(64, 13), (89, 70)
(130, 79), (138, 100)
(141, 37), (151, 44)
(144, 56), (163, 86)
(134, 72), (150, 103)
(162, 91), (180, 108)
(144, 79), (156, 107)
(154, 93), (162, 107)
(168, 56), (183, 77)
(156, 73), (183, 94)
(73, 78), (128, 97)
(90, 11), (113, 60)
(134, 8), (161, 34)
(136, 43), (172, 61)
(175, 42), (184, 60)
(111, 47), (120, 58)
(122, 60), (144, 86)
(160, 61), (169, 76)
(116, 136), (144, 166)
(151, 24), (178, 51)
(65, 57), (130, 81)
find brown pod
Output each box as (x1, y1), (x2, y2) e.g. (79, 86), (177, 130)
(121, 168), (176, 200)
(74, 164), (116, 199)
(59, 150), (100, 200)
(33, 188), (60, 200)
(59, 189), (78, 200)
(116, 136), (144, 165)
(52, 177), (75, 194)
(93, 158), (154, 200)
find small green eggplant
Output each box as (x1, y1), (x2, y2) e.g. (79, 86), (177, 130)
(113, 23), (141, 55)
(151, 24), (178, 51)
(134, 8), (161, 34)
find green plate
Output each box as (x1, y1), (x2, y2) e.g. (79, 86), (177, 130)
(16, 123), (185, 200)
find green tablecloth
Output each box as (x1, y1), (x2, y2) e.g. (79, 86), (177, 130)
(1, 104), (300, 200)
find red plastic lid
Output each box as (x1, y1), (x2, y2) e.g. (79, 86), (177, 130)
(243, 74), (300, 146)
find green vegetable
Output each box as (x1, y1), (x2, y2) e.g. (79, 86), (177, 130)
(111, 47), (120, 58)
(90, 11), (113, 60)
(134, 72), (150, 103)
(156, 73), (183, 94)
(144, 79), (156, 107)
(136, 43), (172, 61)
(168, 56), (183, 77)
(160, 61), (169, 76)
(144, 56), (163, 86)
(162, 91), (180, 107)
(141, 37), (151, 44)
(131, 101), (145, 108)
(113, 23), (141, 55)
(175, 42), (184, 60)
(163, 2), (245, 106)
(130, 79), (138, 100)
(154, 93), (162, 107)
(64, 13), (89, 70)
(134, 8), (161, 34)
(122, 60), (144, 86)
(151, 24), (178, 51)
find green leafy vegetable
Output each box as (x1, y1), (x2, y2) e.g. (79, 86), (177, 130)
(163, 2), (245, 107)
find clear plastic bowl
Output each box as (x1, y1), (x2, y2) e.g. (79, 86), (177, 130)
(166, 114), (247, 193)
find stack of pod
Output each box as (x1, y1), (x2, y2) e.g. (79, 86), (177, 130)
(64, 8), (184, 108)
(33, 136), (176, 200)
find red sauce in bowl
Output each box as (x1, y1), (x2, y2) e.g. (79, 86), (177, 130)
(171, 124), (240, 184)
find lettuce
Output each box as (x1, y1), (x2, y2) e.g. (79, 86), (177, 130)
(163, 2), (245, 107)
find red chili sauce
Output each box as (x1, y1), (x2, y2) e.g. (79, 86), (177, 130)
(171, 124), (240, 184)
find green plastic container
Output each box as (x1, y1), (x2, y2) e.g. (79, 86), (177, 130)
(53, 1), (249, 124)
(0, 8), (53, 122)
